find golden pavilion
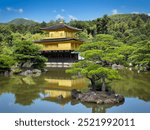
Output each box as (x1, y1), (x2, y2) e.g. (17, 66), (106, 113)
(34, 23), (83, 66)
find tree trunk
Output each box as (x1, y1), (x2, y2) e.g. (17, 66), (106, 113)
(90, 78), (96, 90)
(101, 77), (106, 91)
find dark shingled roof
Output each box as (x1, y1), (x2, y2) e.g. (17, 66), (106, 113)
(40, 23), (82, 31)
(34, 38), (83, 43)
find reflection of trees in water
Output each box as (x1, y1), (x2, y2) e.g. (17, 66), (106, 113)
(15, 92), (39, 106)
(71, 99), (124, 113)
(44, 68), (72, 79)
(0, 68), (149, 108)
(0, 76), (49, 106)
(0, 69), (88, 106)
(90, 103), (124, 113)
(111, 69), (150, 101)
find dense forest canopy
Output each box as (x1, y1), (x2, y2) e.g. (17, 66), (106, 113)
(1, 14), (150, 42)
(0, 13), (150, 72)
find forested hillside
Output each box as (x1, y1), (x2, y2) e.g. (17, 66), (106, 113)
(0, 13), (150, 72)
(70, 13), (150, 43)
(8, 18), (37, 26)
(1, 13), (150, 42)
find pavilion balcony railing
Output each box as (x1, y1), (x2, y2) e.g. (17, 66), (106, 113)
(47, 58), (77, 63)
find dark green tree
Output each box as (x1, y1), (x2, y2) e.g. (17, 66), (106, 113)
(0, 45), (15, 71)
(129, 40), (150, 70)
(135, 16), (144, 28)
(67, 34), (125, 91)
(0, 54), (15, 71)
(96, 15), (110, 34)
(13, 40), (47, 69)
(40, 21), (47, 28)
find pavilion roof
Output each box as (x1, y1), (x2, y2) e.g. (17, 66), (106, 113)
(40, 23), (82, 31)
(34, 38), (83, 43)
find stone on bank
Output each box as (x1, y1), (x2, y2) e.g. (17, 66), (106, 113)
(71, 89), (124, 105)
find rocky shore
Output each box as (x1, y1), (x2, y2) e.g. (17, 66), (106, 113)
(0, 68), (48, 77)
(71, 89), (124, 104)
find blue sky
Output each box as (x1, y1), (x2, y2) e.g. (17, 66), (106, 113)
(0, 0), (150, 23)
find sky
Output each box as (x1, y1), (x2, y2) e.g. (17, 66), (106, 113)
(0, 0), (150, 23)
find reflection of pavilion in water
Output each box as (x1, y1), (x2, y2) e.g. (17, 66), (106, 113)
(78, 101), (124, 113)
(41, 75), (124, 111)
(42, 78), (89, 106)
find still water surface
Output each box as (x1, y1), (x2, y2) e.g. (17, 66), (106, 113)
(0, 68), (150, 113)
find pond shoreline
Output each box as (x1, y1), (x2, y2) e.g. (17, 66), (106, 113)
(71, 89), (125, 105)
(0, 68), (149, 113)
(0, 68), (48, 77)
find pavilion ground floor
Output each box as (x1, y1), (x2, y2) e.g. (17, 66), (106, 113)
(42, 50), (80, 67)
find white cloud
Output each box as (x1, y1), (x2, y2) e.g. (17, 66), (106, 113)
(56, 14), (64, 20)
(68, 15), (77, 20)
(148, 13), (150, 16)
(6, 7), (23, 13)
(18, 8), (23, 13)
(132, 12), (140, 14)
(112, 9), (118, 15)
(6, 7), (11, 11)
(24, 18), (30, 20)
(61, 9), (65, 12)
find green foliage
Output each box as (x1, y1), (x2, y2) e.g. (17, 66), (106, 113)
(77, 31), (93, 42)
(13, 40), (47, 69)
(116, 44), (135, 64)
(67, 34), (123, 91)
(0, 13), (150, 73)
(129, 40), (150, 69)
(80, 34), (125, 64)
(106, 14), (150, 43)
(96, 15), (110, 34)
(0, 43), (16, 71)
(93, 34), (114, 42)
(69, 20), (96, 36)
(8, 18), (37, 26)
(0, 54), (15, 70)
(0, 39), (47, 72)
(0, 21), (47, 72)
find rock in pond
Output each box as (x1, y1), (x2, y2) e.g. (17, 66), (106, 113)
(19, 69), (42, 76)
(71, 89), (124, 105)
(0, 71), (12, 76)
(112, 64), (124, 70)
(57, 95), (64, 100)
(20, 70), (32, 76)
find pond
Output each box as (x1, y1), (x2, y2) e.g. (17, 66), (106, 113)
(0, 68), (150, 113)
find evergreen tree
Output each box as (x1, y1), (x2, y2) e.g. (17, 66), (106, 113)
(129, 40), (150, 70)
(13, 40), (47, 69)
(96, 15), (110, 34)
(67, 34), (124, 91)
